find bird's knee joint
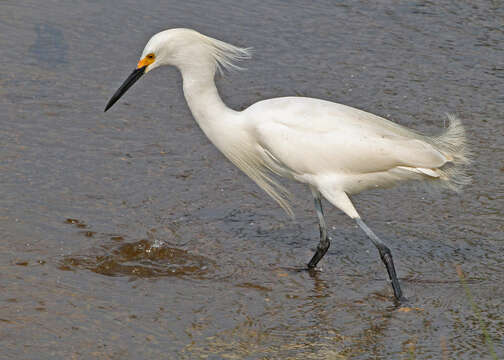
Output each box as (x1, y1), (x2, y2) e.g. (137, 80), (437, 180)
(378, 245), (392, 258)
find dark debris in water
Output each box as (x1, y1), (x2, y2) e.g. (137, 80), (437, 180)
(59, 239), (214, 279)
(60, 218), (214, 278)
(65, 218), (87, 228)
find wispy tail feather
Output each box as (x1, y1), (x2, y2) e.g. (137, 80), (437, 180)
(431, 114), (472, 191)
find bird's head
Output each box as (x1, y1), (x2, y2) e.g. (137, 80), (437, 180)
(104, 29), (196, 112)
(104, 28), (251, 112)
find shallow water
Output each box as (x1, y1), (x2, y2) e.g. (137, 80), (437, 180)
(1, 0), (503, 359)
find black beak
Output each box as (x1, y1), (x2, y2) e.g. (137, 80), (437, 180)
(104, 66), (147, 112)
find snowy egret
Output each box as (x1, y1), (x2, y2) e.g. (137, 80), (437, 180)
(105, 28), (470, 302)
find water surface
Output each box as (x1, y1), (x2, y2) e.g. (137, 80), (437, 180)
(1, 1), (503, 358)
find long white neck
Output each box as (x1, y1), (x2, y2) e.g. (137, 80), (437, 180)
(180, 66), (238, 144)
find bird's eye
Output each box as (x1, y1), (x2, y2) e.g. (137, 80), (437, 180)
(146, 54), (155, 59)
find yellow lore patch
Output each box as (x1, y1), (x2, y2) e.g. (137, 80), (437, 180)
(137, 53), (155, 68)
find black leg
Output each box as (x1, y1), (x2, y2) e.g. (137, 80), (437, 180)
(307, 189), (330, 269)
(355, 218), (406, 302)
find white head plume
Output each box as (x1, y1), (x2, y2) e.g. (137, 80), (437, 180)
(141, 28), (252, 74)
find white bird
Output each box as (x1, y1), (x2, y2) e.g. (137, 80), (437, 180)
(105, 28), (470, 302)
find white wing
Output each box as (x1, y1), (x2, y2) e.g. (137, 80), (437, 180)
(245, 97), (448, 176)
